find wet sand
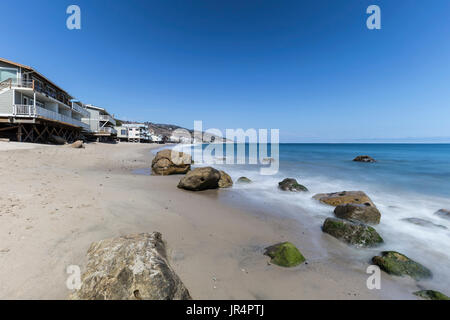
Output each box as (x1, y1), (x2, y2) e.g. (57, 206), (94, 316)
(0, 142), (419, 299)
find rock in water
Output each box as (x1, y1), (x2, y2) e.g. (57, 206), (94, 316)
(237, 176), (252, 184)
(322, 218), (383, 247)
(278, 178), (308, 192)
(313, 191), (375, 207)
(264, 242), (305, 267)
(334, 203), (381, 225)
(69, 140), (84, 149)
(151, 149), (191, 175)
(402, 217), (447, 230)
(434, 209), (450, 221)
(372, 251), (432, 280)
(218, 171), (233, 188)
(353, 155), (376, 163)
(70, 233), (191, 300)
(177, 167), (221, 191)
(414, 290), (449, 300)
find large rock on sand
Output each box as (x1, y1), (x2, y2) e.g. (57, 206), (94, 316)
(151, 149), (191, 175)
(414, 290), (449, 300)
(69, 140), (84, 149)
(264, 242), (305, 268)
(435, 209), (450, 221)
(334, 203), (381, 225)
(372, 251), (432, 280)
(70, 233), (191, 300)
(313, 191), (376, 207)
(353, 155), (376, 163)
(218, 171), (233, 188)
(322, 218), (383, 247)
(178, 167), (221, 191)
(278, 178), (308, 192)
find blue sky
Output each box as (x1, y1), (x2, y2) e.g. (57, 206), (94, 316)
(2, 0), (450, 142)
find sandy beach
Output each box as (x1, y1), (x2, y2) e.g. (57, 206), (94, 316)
(0, 142), (420, 300)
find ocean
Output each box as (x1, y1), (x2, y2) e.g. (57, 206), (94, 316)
(168, 143), (450, 292)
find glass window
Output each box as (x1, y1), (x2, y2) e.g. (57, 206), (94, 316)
(0, 67), (18, 83)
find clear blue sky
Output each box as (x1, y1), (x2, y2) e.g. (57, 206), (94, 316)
(2, 0), (450, 142)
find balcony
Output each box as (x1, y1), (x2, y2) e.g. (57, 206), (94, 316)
(12, 104), (90, 130)
(98, 126), (117, 135)
(99, 114), (116, 125)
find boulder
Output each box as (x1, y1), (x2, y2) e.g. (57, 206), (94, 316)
(151, 149), (191, 175)
(372, 251), (432, 280)
(414, 290), (449, 300)
(434, 209), (450, 221)
(49, 135), (66, 145)
(218, 171), (233, 188)
(322, 218), (383, 247)
(278, 178), (308, 192)
(264, 242), (305, 267)
(69, 140), (84, 149)
(70, 233), (191, 300)
(237, 176), (252, 184)
(353, 155), (376, 163)
(177, 167), (221, 191)
(402, 218), (447, 230)
(313, 191), (375, 207)
(334, 203), (381, 225)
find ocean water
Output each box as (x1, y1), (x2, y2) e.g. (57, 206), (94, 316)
(169, 143), (450, 292)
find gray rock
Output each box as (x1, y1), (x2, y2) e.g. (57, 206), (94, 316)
(435, 209), (450, 221)
(178, 167), (221, 191)
(70, 233), (191, 300)
(353, 155), (376, 163)
(334, 203), (381, 225)
(278, 178), (308, 192)
(402, 218), (447, 230)
(322, 218), (383, 247)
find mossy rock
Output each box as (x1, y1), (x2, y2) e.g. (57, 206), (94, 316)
(237, 176), (252, 184)
(264, 242), (305, 267)
(322, 218), (383, 247)
(414, 290), (449, 300)
(372, 251), (432, 280)
(278, 178), (308, 192)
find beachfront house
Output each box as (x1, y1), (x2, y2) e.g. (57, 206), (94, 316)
(0, 58), (90, 143)
(114, 123), (150, 143)
(82, 105), (117, 142)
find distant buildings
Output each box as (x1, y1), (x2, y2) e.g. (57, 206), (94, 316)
(115, 123), (150, 143)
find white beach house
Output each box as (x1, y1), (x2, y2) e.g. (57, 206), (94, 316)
(114, 123), (150, 143)
(0, 58), (90, 143)
(82, 104), (117, 142)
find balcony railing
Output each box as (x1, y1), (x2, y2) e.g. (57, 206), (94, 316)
(12, 104), (90, 130)
(98, 126), (117, 135)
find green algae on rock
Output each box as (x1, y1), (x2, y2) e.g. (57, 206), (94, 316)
(414, 290), (449, 300)
(372, 251), (432, 280)
(322, 218), (383, 247)
(264, 242), (306, 267)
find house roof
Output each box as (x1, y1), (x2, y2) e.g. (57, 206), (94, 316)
(0, 57), (75, 99)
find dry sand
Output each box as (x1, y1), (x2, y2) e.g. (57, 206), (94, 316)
(0, 142), (419, 299)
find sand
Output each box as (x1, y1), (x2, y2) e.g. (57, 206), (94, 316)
(0, 141), (419, 299)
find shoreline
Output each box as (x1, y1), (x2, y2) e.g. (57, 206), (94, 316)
(0, 142), (420, 299)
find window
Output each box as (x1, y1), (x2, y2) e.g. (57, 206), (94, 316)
(121, 130), (127, 135)
(0, 67), (18, 83)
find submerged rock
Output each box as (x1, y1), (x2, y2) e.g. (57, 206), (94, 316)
(218, 171), (233, 188)
(69, 140), (84, 149)
(151, 149), (191, 175)
(70, 233), (191, 300)
(414, 290), (449, 300)
(402, 218), (447, 230)
(353, 155), (376, 163)
(313, 191), (375, 207)
(372, 251), (432, 280)
(264, 242), (305, 267)
(237, 176), (252, 184)
(278, 178), (308, 192)
(434, 209), (450, 221)
(322, 218), (383, 247)
(334, 203), (381, 225)
(177, 167), (221, 191)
